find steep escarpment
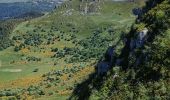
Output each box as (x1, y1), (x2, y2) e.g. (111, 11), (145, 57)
(111, 0), (170, 99)
(124, 0), (170, 78)
(70, 0), (170, 99)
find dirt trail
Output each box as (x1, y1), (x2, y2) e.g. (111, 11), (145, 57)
(0, 69), (22, 72)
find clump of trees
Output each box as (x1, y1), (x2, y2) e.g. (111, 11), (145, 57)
(52, 28), (114, 63)
(27, 85), (45, 96)
(0, 20), (19, 51)
(26, 56), (41, 62)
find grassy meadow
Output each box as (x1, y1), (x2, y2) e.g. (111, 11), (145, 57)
(0, 0), (143, 99)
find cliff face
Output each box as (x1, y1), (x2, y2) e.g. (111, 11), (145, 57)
(79, 1), (100, 14)
(114, 0), (170, 78)
(54, 0), (101, 15)
(127, 0), (170, 68)
(112, 0), (170, 99)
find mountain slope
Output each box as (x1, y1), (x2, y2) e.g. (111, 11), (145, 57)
(69, 0), (170, 99)
(0, 0), (141, 99)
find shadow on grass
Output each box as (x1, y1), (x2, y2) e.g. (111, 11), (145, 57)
(68, 36), (124, 100)
(68, 65), (107, 100)
(68, 28), (141, 100)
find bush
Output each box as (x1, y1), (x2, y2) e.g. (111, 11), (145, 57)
(33, 68), (39, 72)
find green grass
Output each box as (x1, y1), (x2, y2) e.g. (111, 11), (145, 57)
(0, 47), (54, 82)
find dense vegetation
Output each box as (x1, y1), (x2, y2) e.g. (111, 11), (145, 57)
(0, 20), (22, 50)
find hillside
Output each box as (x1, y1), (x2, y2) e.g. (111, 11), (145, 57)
(1, 0), (168, 100)
(0, 0), (141, 99)
(69, 0), (170, 99)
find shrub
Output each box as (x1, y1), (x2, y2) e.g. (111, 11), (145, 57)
(33, 68), (39, 72)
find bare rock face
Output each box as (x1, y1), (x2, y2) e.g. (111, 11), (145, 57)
(130, 28), (148, 50)
(79, 0), (101, 15)
(136, 28), (148, 48)
(138, 28), (148, 41)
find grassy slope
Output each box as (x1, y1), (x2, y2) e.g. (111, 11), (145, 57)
(0, 0), (137, 82)
(0, 0), (143, 99)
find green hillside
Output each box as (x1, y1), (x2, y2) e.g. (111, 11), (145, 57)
(0, 0), (139, 99)
(69, 0), (170, 99)
(1, 0), (169, 100)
